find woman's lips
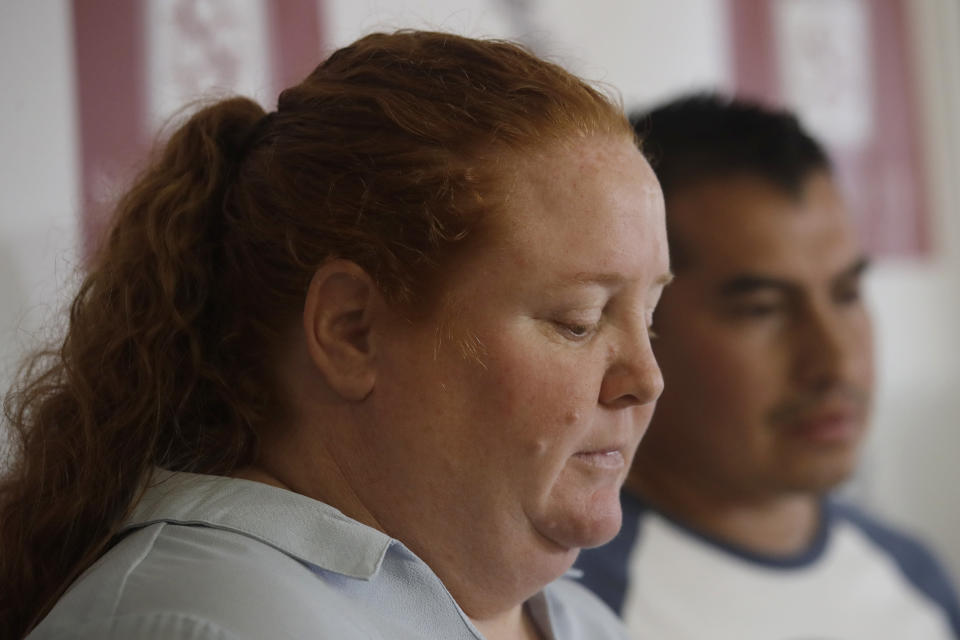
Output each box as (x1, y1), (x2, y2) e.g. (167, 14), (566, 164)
(572, 449), (625, 469)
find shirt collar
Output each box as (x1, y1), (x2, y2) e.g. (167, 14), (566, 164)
(122, 469), (392, 580)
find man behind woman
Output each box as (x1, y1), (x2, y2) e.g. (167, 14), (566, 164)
(576, 94), (960, 640)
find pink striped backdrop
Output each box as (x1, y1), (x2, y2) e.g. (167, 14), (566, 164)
(72, 0), (324, 256)
(728, 0), (928, 257)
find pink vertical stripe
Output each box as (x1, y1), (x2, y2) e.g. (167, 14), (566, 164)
(864, 0), (928, 254)
(72, 0), (146, 257)
(725, 0), (928, 257)
(266, 0), (324, 101)
(728, 0), (780, 104)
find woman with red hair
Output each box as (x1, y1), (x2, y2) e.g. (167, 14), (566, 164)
(4, 30), (669, 640)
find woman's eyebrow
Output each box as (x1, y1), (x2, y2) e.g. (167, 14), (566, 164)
(547, 271), (674, 288)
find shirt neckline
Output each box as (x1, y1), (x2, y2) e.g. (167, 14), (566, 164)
(627, 490), (835, 569)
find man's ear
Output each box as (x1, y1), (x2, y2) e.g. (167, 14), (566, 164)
(302, 260), (382, 401)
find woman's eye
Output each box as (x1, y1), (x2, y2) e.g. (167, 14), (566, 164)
(646, 310), (658, 339)
(555, 321), (597, 340)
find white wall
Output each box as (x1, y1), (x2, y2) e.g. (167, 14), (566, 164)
(0, 1), (80, 396)
(326, 0), (731, 106)
(863, 0), (960, 578)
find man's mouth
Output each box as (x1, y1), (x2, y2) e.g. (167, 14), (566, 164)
(776, 396), (866, 445)
(770, 388), (869, 445)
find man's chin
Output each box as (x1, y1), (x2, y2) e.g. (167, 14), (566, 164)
(784, 453), (860, 494)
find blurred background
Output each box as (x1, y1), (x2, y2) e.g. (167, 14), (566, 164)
(1, 0), (958, 577)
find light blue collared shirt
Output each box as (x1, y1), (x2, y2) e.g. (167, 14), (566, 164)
(29, 470), (627, 639)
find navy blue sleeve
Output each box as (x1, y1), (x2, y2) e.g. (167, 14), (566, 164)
(834, 502), (960, 639)
(572, 491), (646, 616)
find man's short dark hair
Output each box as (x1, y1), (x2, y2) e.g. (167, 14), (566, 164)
(633, 93), (830, 199)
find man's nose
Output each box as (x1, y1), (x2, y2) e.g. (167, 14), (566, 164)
(792, 302), (865, 392)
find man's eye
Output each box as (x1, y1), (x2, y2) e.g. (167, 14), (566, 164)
(834, 284), (862, 305)
(731, 303), (783, 318)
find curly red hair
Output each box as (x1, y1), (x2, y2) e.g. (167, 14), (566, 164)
(0, 30), (631, 637)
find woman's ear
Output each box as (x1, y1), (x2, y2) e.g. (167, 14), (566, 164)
(302, 260), (383, 401)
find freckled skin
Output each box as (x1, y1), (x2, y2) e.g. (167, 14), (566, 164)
(343, 135), (670, 618)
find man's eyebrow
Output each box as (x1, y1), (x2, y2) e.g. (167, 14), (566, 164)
(718, 275), (795, 297)
(718, 255), (871, 297)
(836, 256), (871, 281)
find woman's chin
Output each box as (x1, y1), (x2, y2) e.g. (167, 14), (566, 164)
(534, 493), (624, 551)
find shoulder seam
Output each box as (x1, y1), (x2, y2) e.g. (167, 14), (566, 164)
(107, 522), (167, 630)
